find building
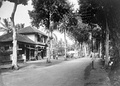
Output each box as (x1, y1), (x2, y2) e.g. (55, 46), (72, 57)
(0, 26), (48, 62)
(18, 26), (48, 60)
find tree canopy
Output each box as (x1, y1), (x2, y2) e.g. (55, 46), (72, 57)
(78, 0), (120, 67)
(79, 0), (120, 32)
(29, 0), (71, 29)
(0, 0), (28, 6)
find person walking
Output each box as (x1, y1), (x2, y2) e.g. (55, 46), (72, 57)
(91, 52), (95, 69)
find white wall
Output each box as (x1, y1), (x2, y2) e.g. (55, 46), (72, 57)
(0, 31), (6, 36)
(26, 34), (36, 42)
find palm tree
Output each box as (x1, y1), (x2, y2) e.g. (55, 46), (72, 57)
(0, 18), (12, 33)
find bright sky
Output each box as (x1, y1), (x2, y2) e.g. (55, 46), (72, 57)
(0, 0), (79, 26)
(53, 30), (75, 45)
(0, 0), (79, 44)
(0, 0), (33, 26)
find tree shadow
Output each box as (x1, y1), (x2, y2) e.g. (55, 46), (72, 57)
(84, 63), (92, 80)
(0, 69), (5, 86)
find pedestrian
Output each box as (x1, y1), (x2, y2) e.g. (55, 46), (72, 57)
(101, 57), (105, 69)
(108, 57), (114, 69)
(10, 54), (13, 61)
(56, 54), (58, 60)
(91, 52), (95, 69)
(22, 54), (26, 63)
(35, 53), (38, 60)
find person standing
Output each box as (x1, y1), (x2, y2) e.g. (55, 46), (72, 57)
(91, 52), (95, 69)
(22, 54), (26, 63)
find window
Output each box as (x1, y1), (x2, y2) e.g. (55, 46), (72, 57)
(37, 34), (41, 42)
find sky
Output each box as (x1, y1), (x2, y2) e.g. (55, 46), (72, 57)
(0, 0), (33, 26)
(0, 0), (79, 26)
(0, 0), (79, 44)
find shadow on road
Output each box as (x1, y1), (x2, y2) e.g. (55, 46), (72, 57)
(0, 69), (5, 86)
(84, 63), (92, 80)
(0, 58), (65, 73)
(84, 58), (111, 86)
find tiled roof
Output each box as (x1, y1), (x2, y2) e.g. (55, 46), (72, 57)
(17, 26), (48, 37)
(0, 33), (36, 45)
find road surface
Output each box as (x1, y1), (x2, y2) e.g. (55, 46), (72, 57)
(2, 58), (91, 86)
(0, 73), (4, 86)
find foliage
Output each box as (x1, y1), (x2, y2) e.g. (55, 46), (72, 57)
(0, 19), (25, 34)
(29, 0), (71, 29)
(0, 1), (2, 8)
(0, 18), (12, 33)
(0, 0), (28, 5)
(0, 48), (11, 56)
(57, 12), (90, 43)
(15, 23), (25, 31)
(78, 0), (105, 26)
(78, 0), (120, 68)
(68, 16), (90, 43)
(58, 12), (78, 32)
(78, 0), (120, 34)
(52, 39), (65, 56)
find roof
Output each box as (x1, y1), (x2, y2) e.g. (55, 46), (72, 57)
(0, 33), (36, 45)
(17, 26), (48, 37)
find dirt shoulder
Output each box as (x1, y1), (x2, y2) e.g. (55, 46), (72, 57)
(84, 58), (111, 86)
(109, 67), (120, 86)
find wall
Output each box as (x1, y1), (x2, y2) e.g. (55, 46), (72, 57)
(26, 34), (36, 42)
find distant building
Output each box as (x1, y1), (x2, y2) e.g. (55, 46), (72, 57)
(0, 26), (48, 62)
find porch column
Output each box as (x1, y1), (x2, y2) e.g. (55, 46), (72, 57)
(23, 44), (26, 62)
(29, 45), (31, 60)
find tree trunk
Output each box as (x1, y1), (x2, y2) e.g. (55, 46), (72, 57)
(84, 42), (88, 57)
(79, 43), (82, 57)
(50, 31), (53, 59)
(11, 3), (18, 69)
(105, 21), (109, 66)
(99, 42), (102, 58)
(12, 26), (18, 69)
(46, 42), (51, 62)
(64, 29), (67, 60)
(110, 29), (120, 69)
(46, 31), (51, 63)
(46, 13), (52, 63)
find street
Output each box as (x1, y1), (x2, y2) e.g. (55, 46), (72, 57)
(2, 58), (91, 86)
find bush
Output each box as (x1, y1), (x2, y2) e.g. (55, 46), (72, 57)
(0, 50), (11, 61)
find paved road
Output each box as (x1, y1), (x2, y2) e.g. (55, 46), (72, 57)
(0, 73), (4, 86)
(2, 58), (91, 86)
